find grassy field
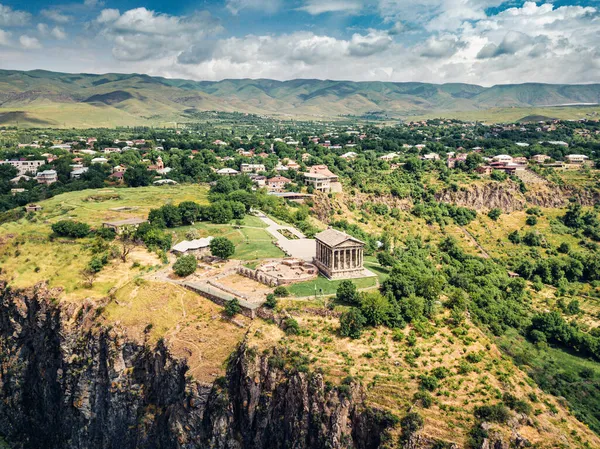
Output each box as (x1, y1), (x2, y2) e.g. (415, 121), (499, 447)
(286, 274), (378, 298)
(0, 184), (284, 297)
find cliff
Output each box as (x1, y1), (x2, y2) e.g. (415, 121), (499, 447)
(0, 282), (394, 449)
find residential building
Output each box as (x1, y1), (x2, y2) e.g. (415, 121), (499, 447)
(531, 154), (551, 164)
(240, 163), (266, 173)
(216, 168), (239, 176)
(565, 154), (589, 164)
(492, 154), (513, 163)
(379, 153), (398, 161)
(267, 176), (291, 192)
(0, 159), (45, 176)
(36, 170), (58, 185)
(91, 157), (108, 164)
(70, 167), (89, 179)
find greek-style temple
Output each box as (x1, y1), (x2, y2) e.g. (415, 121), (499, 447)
(313, 228), (365, 279)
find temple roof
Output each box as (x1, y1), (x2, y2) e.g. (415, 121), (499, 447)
(315, 228), (364, 247)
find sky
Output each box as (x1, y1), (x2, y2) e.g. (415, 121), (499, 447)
(0, 0), (599, 85)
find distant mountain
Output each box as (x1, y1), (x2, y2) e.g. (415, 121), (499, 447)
(0, 69), (599, 127)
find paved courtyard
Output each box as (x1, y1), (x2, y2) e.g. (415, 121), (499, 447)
(255, 212), (316, 261)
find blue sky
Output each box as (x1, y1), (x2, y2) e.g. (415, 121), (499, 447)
(0, 0), (599, 85)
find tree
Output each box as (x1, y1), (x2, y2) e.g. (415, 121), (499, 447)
(224, 298), (241, 317)
(173, 254), (197, 277)
(178, 201), (201, 225)
(339, 307), (366, 339)
(377, 251), (396, 267)
(336, 280), (360, 305)
(124, 164), (154, 187)
(119, 228), (137, 262)
(526, 215), (538, 226)
(80, 268), (97, 288)
(400, 412), (424, 443)
(359, 291), (390, 326)
(51, 220), (90, 238)
(210, 236), (235, 259)
(488, 208), (502, 221)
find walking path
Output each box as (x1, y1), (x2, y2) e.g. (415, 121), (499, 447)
(255, 212), (316, 261)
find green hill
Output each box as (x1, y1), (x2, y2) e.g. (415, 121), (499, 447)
(0, 69), (599, 126)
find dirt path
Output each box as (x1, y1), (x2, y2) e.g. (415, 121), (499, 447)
(460, 226), (491, 259)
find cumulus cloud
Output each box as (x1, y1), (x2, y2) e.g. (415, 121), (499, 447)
(0, 4), (31, 27)
(298, 0), (363, 15)
(37, 23), (68, 40)
(41, 9), (71, 24)
(0, 28), (10, 45)
(226, 0), (281, 15)
(19, 35), (42, 49)
(97, 8), (223, 61)
(419, 35), (465, 58)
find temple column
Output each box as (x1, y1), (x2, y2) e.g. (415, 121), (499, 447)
(352, 248), (356, 268)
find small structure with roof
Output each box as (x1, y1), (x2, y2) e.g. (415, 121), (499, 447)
(313, 228), (366, 279)
(102, 218), (147, 234)
(172, 237), (214, 258)
(25, 204), (42, 212)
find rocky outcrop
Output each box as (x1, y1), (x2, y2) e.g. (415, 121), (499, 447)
(0, 282), (394, 449)
(435, 181), (600, 212)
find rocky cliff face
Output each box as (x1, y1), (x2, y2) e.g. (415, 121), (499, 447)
(0, 283), (394, 449)
(435, 181), (600, 212)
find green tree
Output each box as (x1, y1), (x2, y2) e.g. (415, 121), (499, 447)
(124, 164), (154, 187)
(336, 280), (360, 305)
(224, 298), (241, 317)
(359, 291), (390, 326)
(339, 307), (366, 339)
(173, 254), (197, 277)
(488, 208), (502, 221)
(210, 236), (235, 259)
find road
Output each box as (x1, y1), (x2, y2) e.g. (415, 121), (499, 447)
(255, 212), (316, 261)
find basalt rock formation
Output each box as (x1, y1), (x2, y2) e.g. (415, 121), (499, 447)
(0, 282), (395, 449)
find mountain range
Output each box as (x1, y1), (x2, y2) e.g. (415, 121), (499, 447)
(1, 69), (600, 127)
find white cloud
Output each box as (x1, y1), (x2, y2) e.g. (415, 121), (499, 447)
(0, 28), (10, 45)
(19, 35), (42, 50)
(84, 0), (105, 7)
(96, 8), (120, 23)
(0, 4), (31, 27)
(41, 9), (71, 24)
(37, 23), (68, 40)
(98, 8), (223, 62)
(226, 0), (281, 15)
(348, 30), (393, 56)
(298, 0), (363, 15)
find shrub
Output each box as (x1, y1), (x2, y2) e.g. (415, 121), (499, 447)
(173, 254), (197, 277)
(95, 227), (116, 240)
(224, 298), (241, 317)
(419, 375), (439, 391)
(265, 293), (278, 309)
(400, 412), (424, 443)
(473, 404), (510, 423)
(284, 318), (300, 335)
(488, 208), (502, 221)
(526, 216), (538, 226)
(273, 286), (289, 297)
(210, 236), (235, 259)
(51, 220), (90, 238)
(414, 391), (433, 408)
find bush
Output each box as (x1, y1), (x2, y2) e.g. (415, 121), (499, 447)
(413, 391), (433, 408)
(51, 220), (91, 238)
(224, 298), (241, 317)
(210, 236), (235, 259)
(339, 307), (366, 339)
(265, 293), (278, 309)
(95, 227), (116, 240)
(488, 208), (502, 221)
(473, 404), (510, 423)
(173, 254), (197, 277)
(273, 286), (289, 297)
(526, 216), (538, 226)
(284, 318), (300, 335)
(419, 374), (439, 391)
(400, 412), (424, 443)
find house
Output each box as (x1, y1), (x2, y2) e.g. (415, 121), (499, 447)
(475, 165), (493, 175)
(513, 157), (528, 165)
(171, 237), (214, 258)
(267, 176), (291, 192)
(274, 163), (289, 172)
(546, 141), (569, 147)
(492, 154), (513, 163)
(216, 168), (239, 176)
(10, 174), (32, 184)
(102, 218), (147, 234)
(565, 154), (589, 164)
(286, 160), (301, 170)
(91, 157), (108, 164)
(0, 159), (45, 176)
(422, 153), (440, 161)
(308, 165), (339, 182)
(340, 152), (358, 159)
(379, 153), (398, 161)
(25, 204), (42, 212)
(113, 165), (127, 173)
(531, 154), (551, 164)
(301, 153), (311, 162)
(447, 153), (467, 168)
(103, 147), (122, 154)
(70, 167), (89, 179)
(240, 163), (266, 173)
(303, 173), (331, 192)
(515, 142), (530, 147)
(10, 188), (26, 195)
(250, 174), (267, 187)
(109, 171), (125, 181)
(36, 170), (57, 185)
(153, 179), (178, 185)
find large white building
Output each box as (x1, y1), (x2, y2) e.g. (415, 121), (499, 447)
(0, 160), (45, 176)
